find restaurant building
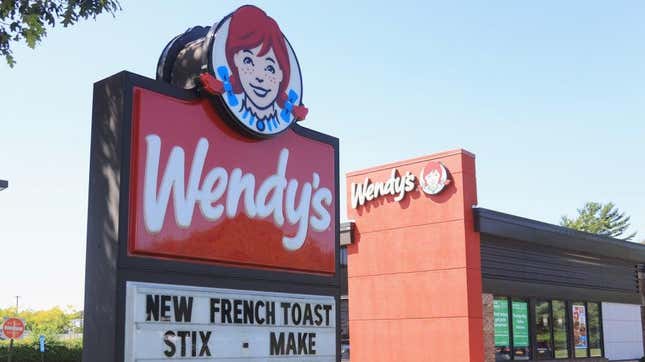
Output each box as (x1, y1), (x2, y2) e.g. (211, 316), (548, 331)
(340, 149), (645, 362)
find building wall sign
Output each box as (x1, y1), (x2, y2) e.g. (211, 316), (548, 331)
(419, 161), (451, 195)
(345, 149), (483, 361)
(125, 282), (336, 360)
(350, 161), (451, 208)
(350, 169), (415, 208)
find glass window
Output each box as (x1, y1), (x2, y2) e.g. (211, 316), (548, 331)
(492, 297), (603, 360)
(572, 302), (588, 358)
(552, 300), (569, 358)
(339, 247), (347, 266)
(535, 301), (553, 359)
(588, 303), (602, 357)
(494, 297), (512, 361)
(511, 300), (530, 360)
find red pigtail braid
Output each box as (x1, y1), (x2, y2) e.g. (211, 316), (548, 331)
(228, 74), (243, 95)
(277, 91), (288, 109)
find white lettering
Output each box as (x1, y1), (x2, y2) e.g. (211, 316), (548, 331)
(350, 179), (368, 208)
(255, 149), (288, 226)
(350, 168), (417, 208)
(144, 135), (201, 232)
(226, 169), (257, 218)
(284, 179), (312, 250)
(142, 135), (333, 251)
(310, 188), (332, 231)
(199, 166), (227, 221)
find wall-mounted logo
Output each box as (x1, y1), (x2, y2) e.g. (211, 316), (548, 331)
(419, 161), (451, 195)
(157, 5), (308, 139)
(350, 161), (451, 208)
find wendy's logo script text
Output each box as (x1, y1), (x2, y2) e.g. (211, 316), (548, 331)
(143, 134), (332, 251)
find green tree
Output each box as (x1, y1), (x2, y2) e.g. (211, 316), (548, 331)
(0, 306), (79, 338)
(1, 0), (121, 67)
(560, 202), (637, 241)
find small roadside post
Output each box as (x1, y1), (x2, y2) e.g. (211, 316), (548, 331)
(39, 335), (46, 362)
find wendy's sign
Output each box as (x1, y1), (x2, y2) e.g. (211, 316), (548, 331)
(140, 5), (331, 273)
(208, 5), (307, 136)
(129, 87), (335, 273)
(350, 161), (451, 208)
(84, 5), (339, 362)
(157, 5), (308, 139)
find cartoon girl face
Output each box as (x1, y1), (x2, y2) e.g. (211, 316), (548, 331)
(425, 169), (440, 186)
(419, 162), (450, 195)
(224, 6), (292, 121)
(233, 44), (284, 110)
(211, 5), (305, 137)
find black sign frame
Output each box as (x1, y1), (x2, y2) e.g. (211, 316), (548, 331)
(82, 71), (340, 361)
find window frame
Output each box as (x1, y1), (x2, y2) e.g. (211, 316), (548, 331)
(533, 299), (554, 360)
(548, 301), (556, 359)
(569, 301), (586, 358)
(586, 301), (604, 358)
(494, 296), (513, 361)
(493, 296), (605, 361)
(552, 300), (570, 359)
(339, 246), (347, 266)
(583, 302), (590, 358)
(511, 298), (531, 360)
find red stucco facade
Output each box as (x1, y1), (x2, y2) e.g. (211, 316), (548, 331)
(346, 150), (484, 362)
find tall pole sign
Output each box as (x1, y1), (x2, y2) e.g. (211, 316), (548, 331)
(83, 5), (339, 361)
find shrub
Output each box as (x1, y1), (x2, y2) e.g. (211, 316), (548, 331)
(0, 338), (81, 362)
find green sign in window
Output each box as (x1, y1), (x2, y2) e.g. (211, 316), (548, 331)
(494, 299), (510, 346)
(512, 301), (529, 347)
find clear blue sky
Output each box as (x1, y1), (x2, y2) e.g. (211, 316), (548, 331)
(1, 1), (643, 310)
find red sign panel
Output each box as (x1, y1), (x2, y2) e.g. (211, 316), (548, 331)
(128, 88), (336, 274)
(2, 318), (25, 340)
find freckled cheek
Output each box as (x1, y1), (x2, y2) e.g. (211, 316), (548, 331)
(239, 65), (255, 76)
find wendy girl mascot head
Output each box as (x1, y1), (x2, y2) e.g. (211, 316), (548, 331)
(225, 6), (292, 127)
(156, 5), (308, 138)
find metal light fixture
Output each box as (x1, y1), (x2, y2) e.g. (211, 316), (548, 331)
(0, 180), (7, 191)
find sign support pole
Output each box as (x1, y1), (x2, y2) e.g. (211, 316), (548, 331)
(7, 338), (13, 362)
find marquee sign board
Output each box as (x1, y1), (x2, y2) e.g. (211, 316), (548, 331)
(83, 5), (339, 362)
(124, 282), (335, 360)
